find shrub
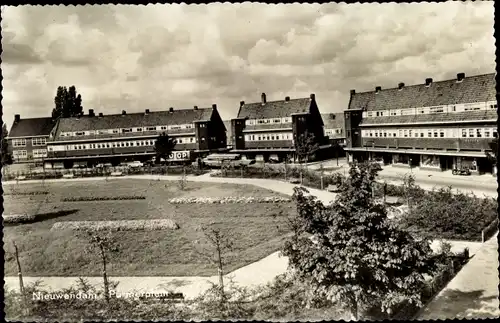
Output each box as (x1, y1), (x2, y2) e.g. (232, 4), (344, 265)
(397, 187), (498, 241)
(168, 196), (291, 204)
(3, 214), (36, 224)
(4, 191), (49, 196)
(62, 196), (146, 202)
(50, 219), (180, 231)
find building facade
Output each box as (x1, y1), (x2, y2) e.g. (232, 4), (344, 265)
(322, 112), (346, 159)
(230, 93), (329, 162)
(7, 114), (55, 165)
(45, 105), (227, 168)
(344, 72), (497, 174)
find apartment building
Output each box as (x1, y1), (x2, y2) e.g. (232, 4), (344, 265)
(45, 106), (227, 168)
(7, 114), (55, 165)
(344, 72), (497, 174)
(230, 93), (329, 162)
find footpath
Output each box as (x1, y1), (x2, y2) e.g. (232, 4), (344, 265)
(2, 173), (488, 301)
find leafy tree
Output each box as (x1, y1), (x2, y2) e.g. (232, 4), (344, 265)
(282, 161), (436, 320)
(1, 123), (13, 165)
(486, 137), (498, 165)
(295, 130), (319, 165)
(154, 133), (177, 165)
(52, 85), (84, 119)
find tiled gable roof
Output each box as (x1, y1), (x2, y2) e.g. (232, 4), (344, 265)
(54, 108), (213, 136)
(349, 73), (496, 111)
(237, 98), (312, 119)
(322, 113), (345, 129)
(8, 117), (55, 138)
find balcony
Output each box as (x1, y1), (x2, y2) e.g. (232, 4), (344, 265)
(244, 140), (294, 149)
(53, 129), (195, 142)
(361, 137), (493, 151)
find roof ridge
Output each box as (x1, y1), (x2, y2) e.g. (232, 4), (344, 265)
(244, 97), (309, 105)
(354, 72), (496, 95)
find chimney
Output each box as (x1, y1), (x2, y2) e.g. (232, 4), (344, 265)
(240, 101), (245, 107)
(285, 96), (290, 102)
(425, 78), (433, 86)
(194, 105), (198, 110)
(398, 83), (405, 90)
(261, 93), (266, 104)
(310, 93), (316, 100)
(457, 72), (465, 82)
(88, 109), (95, 117)
(375, 86), (382, 93)
(98, 112), (103, 117)
(212, 104), (217, 110)
(145, 109), (150, 115)
(169, 107), (174, 113)
(122, 110), (126, 116)
(350, 89), (356, 95)
(14, 114), (20, 123)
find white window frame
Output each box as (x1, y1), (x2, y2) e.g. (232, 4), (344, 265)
(12, 139), (27, 147)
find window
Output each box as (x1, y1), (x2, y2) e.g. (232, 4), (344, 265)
(493, 129), (498, 138)
(112, 129), (119, 134)
(485, 129), (490, 137)
(366, 112), (373, 117)
(420, 132), (424, 138)
(464, 104), (481, 111)
(161, 126), (167, 130)
(33, 149), (47, 158)
(390, 111), (397, 116)
(12, 139), (27, 147)
(427, 130), (432, 138)
(462, 129), (467, 137)
(414, 131), (419, 138)
(273, 118), (280, 123)
(408, 130), (412, 137)
(75, 132), (85, 136)
(13, 150), (28, 159)
(476, 129), (482, 138)
(375, 132), (378, 137)
(451, 106), (456, 112)
(429, 106), (444, 114)
(380, 111), (384, 116)
(257, 136), (261, 141)
(383, 131), (387, 137)
(404, 130), (408, 138)
(136, 128), (143, 132)
(32, 137), (47, 146)
(122, 128), (132, 133)
(417, 108), (425, 114)
(468, 129), (474, 137)
(490, 104), (497, 110)
(146, 127), (156, 131)
(433, 130), (438, 138)
(439, 130), (445, 138)
(178, 139), (183, 143)
(376, 112), (380, 117)
(397, 130), (402, 137)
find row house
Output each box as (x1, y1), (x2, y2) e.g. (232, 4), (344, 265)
(7, 115), (55, 164)
(45, 105), (227, 168)
(344, 72), (497, 174)
(230, 93), (329, 162)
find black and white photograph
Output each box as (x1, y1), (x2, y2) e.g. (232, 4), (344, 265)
(1, 1), (498, 321)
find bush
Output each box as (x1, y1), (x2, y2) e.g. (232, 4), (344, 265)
(168, 196), (291, 204)
(4, 191), (49, 196)
(50, 219), (180, 231)
(3, 214), (36, 224)
(397, 187), (498, 241)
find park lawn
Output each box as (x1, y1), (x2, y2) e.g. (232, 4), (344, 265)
(3, 179), (294, 277)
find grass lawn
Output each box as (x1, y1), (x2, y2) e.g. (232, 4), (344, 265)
(3, 179), (295, 277)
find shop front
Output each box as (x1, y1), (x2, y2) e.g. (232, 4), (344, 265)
(420, 155), (441, 171)
(391, 153), (410, 168)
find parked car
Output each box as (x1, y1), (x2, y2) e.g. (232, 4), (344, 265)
(452, 167), (471, 176)
(127, 161), (144, 168)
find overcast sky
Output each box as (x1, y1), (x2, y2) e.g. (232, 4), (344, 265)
(1, 2), (495, 128)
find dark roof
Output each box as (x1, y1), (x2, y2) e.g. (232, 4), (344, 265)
(349, 73), (496, 111)
(360, 110), (497, 126)
(237, 98), (312, 119)
(53, 108), (213, 139)
(322, 113), (345, 129)
(8, 117), (55, 138)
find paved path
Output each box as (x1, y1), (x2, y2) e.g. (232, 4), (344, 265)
(3, 174), (487, 302)
(417, 234), (500, 320)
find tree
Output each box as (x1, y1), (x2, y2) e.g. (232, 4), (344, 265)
(1, 123), (13, 165)
(486, 137), (498, 166)
(80, 230), (120, 303)
(295, 130), (319, 165)
(282, 161), (436, 320)
(154, 133), (177, 165)
(52, 85), (84, 120)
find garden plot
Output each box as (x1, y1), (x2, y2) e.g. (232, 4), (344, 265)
(3, 179), (294, 277)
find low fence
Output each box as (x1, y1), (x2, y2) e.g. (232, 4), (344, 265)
(2, 165), (209, 181)
(481, 218), (499, 243)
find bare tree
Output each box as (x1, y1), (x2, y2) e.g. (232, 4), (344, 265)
(81, 230), (120, 303)
(194, 226), (234, 305)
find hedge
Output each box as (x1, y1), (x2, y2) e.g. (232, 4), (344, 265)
(3, 191), (49, 196)
(50, 219), (180, 231)
(3, 214), (36, 224)
(169, 196), (291, 204)
(62, 196), (146, 202)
